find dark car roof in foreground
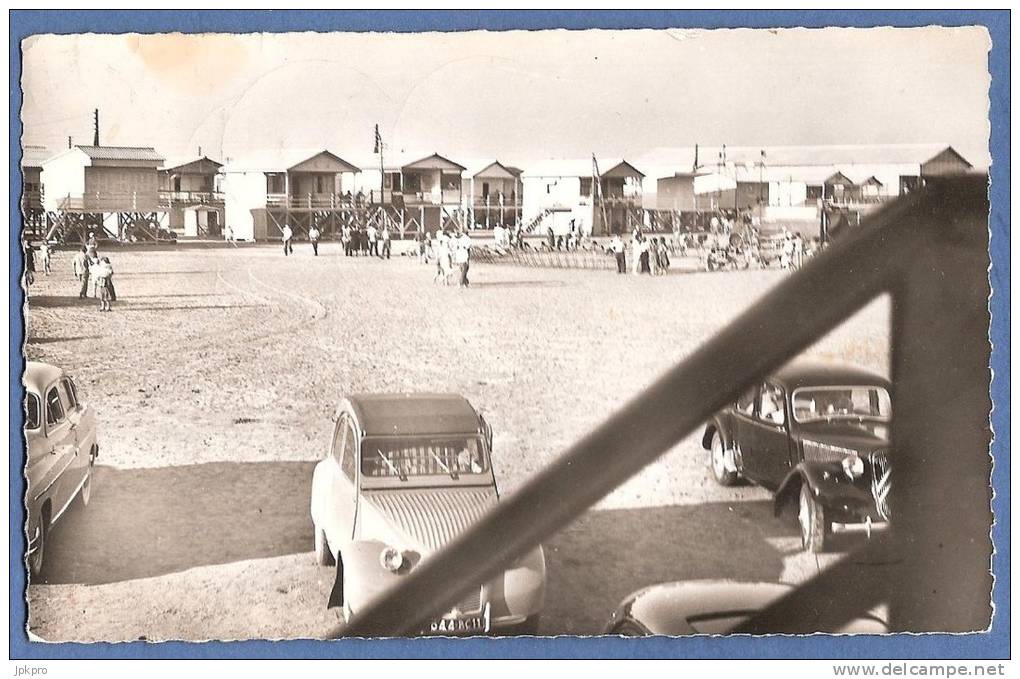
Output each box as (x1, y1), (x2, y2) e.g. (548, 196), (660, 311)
(348, 393), (482, 437)
(771, 359), (890, 390)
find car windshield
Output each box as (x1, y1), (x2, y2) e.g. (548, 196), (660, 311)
(792, 385), (891, 423)
(361, 436), (489, 479)
(25, 394), (40, 430)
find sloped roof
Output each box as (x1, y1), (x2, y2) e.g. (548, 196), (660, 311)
(462, 159), (522, 179)
(76, 145), (164, 162)
(20, 145), (51, 168)
(221, 149), (360, 173)
(400, 153), (467, 172)
(161, 156), (223, 173)
(522, 158), (644, 179)
(635, 144), (967, 178)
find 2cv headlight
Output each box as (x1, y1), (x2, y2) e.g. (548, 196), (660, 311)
(841, 454), (865, 479)
(379, 546), (404, 573)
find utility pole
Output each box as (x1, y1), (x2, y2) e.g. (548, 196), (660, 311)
(93, 108), (99, 146)
(374, 124), (384, 208)
(67, 136), (72, 149)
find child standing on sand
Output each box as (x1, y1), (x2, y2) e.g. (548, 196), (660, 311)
(92, 256), (114, 312)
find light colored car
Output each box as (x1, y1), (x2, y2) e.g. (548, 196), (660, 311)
(311, 393), (545, 635)
(604, 580), (889, 635)
(23, 361), (98, 578)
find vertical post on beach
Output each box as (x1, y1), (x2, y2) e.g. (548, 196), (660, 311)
(887, 183), (992, 632)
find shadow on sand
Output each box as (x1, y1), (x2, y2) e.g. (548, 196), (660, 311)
(35, 461), (317, 586)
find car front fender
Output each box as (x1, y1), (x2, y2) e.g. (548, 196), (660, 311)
(487, 544), (546, 619)
(774, 462), (873, 516)
(701, 415), (732, 451)
(341, 540), (420, 616)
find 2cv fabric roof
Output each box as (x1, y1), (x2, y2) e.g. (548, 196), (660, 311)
(348, 393), (482, 437)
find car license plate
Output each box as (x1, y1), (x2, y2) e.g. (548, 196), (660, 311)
(428, 602), (490, 635)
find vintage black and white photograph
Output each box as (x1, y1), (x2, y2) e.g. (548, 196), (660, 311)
(17, 24), (995, 643)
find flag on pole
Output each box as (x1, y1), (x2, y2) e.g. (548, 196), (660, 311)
(373, 124), (382, 154)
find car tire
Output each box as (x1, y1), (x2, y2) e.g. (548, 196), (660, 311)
(710, 431), (739, 486)
(27, 515), (48, 580)
(78, 447), (95, 508)
(799, 484), (828, 552)
(314, 526), (335, 567)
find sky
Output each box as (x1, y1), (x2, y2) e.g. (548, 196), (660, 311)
(20, 27), (992, 171)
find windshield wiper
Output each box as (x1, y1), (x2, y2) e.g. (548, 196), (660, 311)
(376, 449), (407, 482)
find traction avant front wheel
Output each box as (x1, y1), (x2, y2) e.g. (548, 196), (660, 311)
(710, 431), (739, 486)
(799, 483), (829, 552)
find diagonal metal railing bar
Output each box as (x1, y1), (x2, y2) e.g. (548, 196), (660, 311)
(339, 175), (990, 637)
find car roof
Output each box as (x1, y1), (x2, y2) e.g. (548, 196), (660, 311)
(347, 393), (482, 437)
(23, 361), (64, 395)
(770, 358), (890, 391)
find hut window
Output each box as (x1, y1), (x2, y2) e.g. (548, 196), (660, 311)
(441, 173), (460, 191)
(267, 173), (285, 194)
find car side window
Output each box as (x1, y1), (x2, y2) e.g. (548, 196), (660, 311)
(331, 416), (347, 462)
(340, 420), (357, 481)
(59, 378), (78, 411)
(735, 385), (757, 416)
(45, 387), (65, 426)
(757, 382), (786, 426)
(65, 378), (81, 410)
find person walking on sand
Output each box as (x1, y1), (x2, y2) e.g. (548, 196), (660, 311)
(656, 237), (671, 275)
(366, 223), (379, 257)
(22, 237), (36, 287)
(341, 224), (352, 257)
(282, 224), (294, 256)
(39, 241), (52, 275)
(611, 234), (626, 274)
(455, 230), (472, 287)
(91, 256), (114, 312)
(381, 225), (391, 260)
(72, 246), (87, 281)
(435, 232), (453, 285)
(631, 231), (642, 275)
(226, 225), (237, 247)
(308, 225), (321, 256)
(79, 250), (97, 299)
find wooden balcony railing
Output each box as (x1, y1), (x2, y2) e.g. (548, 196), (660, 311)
(158, 190), (223, 206)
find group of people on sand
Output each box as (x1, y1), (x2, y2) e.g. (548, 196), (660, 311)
(609, 229), (670, 276)
(74, 233), (116, 311)
(23, 231), (116, 311)
(279, 223), (394, 260)
(340, 223), (392, 259)
(418, 229), (473, 287)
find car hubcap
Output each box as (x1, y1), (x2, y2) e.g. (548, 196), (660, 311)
(712, 438), (726, 477)
(82, 463), (92, 503)
(799, 490), (811, 544)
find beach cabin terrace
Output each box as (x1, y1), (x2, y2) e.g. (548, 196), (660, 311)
(462, 160), (522, 229)
(221, 150), (361, 241)
(40, 144), (167, 242)
(159, 156), (224, 237)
